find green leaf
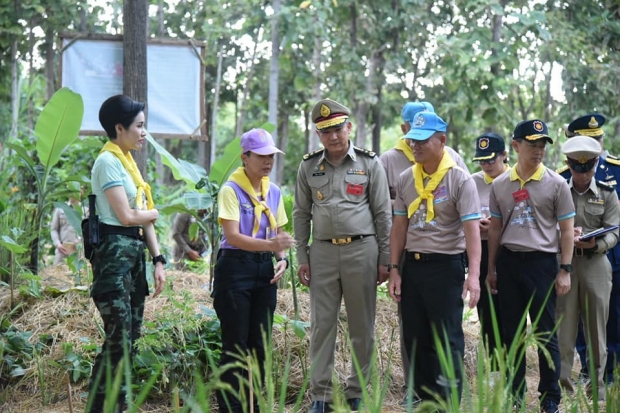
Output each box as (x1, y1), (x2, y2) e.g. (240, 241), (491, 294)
(184, 191), (213, 211)
(209, 137), (242, 186)
(144, 131), (198, 186)
(53, 202), (84, 236)
(0, 236), (27, 253)
(35, 87), (84, 171)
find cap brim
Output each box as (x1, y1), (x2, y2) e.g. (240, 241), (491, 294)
(404, 129), (435, 141)
(472, 151), (496, 161)
(514, 134), (553, 144)
(316, 116), (348, 131)
(250, 146), (284, 155)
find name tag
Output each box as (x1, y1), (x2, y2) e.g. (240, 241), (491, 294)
(347, 183), (364, 196)
(512, 189), (530, 202)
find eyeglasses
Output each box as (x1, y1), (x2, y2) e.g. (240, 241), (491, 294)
(478, 157), (499, 166)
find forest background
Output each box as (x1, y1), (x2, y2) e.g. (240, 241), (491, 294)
(1, 0), (620, 412)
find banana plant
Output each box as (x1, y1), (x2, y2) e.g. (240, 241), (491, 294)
(5, 87), (84, 272)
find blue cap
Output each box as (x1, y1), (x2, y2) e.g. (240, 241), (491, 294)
(404, 112), (448, 141)
(567, 114), (606, 138)
(401, 101), (434, 123)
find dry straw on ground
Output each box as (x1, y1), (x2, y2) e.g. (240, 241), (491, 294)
(0, 265), (587, 412)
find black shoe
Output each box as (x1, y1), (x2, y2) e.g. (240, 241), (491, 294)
(540, 400), (560, 413)
(308, 401), (332, 413)
(347, 398), (361, 411)
(401, 394), (422, 407)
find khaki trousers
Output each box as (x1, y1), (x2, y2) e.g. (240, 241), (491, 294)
(557, 253), (612, 397)
(308, 236), (378, 402)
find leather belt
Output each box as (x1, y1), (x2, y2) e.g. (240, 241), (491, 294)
(574, 247), (602, 257)
(220, 249), (273, 261)
(318, 234), (376, 245)
(405, 251), (464, 262)
(100, 223), (144, 240)
(501, 246), (555, 260)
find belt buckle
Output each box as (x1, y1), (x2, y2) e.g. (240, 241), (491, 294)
(138, 227), (144, 237)
(414, 253), (421, 261)
(332, 238), (351, 245)
(575, 248), (584, 257)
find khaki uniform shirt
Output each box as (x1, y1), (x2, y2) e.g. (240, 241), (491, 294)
(380, 145), (469, 199)
(172, 212), (207, 256)
(293, 142), (392, 265)
(50, 207), (81, 246)
(569, 178), (619, 252)
(489, 166), (575, 253)
(393, 165), (480, 254)
(472, 168), (510, 241)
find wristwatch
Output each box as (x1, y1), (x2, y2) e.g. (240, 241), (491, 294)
(387, 263), (400, 271)
(152, 255), (167, 266)
(559, 263), (572, 273)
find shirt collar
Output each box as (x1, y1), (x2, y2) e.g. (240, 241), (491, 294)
(568, 177), (599, 196)
(317, 140), (355, 164)
(484, 164), (511, 184)
(510, 163), (546, 188)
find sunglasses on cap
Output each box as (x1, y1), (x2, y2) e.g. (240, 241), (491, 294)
(567, 157), (598, 173)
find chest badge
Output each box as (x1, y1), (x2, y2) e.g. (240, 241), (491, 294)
(317, 190), (324, 200)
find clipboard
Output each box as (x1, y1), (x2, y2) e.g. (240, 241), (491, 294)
(579, 225), (620, 241)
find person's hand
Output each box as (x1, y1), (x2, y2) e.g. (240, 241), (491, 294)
(555, 270), (571, 296)
(271, 259), (288, 284)
(463, 274), (480, 308)
(298, 263), (311, 286)
(486, 270), (498, 294)
(574, 236), (596, 250)
(187, 249), (201, 261)
(149, 208), (160, 222)
(270, 232), (296, 251)
(479, 218), (490, 234)
(152, 263), (166, 298)
(377, 264), (389, 285)
(388, 269), (402, 302)
(56, 243), (69, 255)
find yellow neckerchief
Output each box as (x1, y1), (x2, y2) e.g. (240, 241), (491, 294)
(407, 149), (456, 221)
(510, 163), (546, 189)
(394, 138), (415, 163)
(483, 164), (512, 184)
(100, 141), (153, 210)
(228, 166), (277, 238)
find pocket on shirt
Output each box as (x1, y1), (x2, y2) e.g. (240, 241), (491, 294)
(309, 175), (331, 203)
(343, 174), (368, 202)
(584, 203), (604, 217)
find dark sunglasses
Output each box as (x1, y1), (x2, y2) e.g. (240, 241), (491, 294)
(567, 157), (597, 173)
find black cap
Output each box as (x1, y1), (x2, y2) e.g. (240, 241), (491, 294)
(567, 114), (605, 138)
(512, 119), (553, 144)
(472, 132), (506, 161)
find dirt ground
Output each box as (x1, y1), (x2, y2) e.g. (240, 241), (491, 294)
(0, 264), (596, 412)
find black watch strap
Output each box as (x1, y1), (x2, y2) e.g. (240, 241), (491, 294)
(152, 254), (167, 265)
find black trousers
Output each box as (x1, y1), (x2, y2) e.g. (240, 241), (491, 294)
(478, 240), (502, 361)
(401, 254), (465, 402)
(497, 247), (561, 404)
(212, 255), (277, 413)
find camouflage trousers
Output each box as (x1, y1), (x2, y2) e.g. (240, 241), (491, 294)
(87, 234), (147, 413)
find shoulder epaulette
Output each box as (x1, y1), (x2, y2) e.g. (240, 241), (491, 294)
(556, 165), (569, 174)
(607, 154), (619, 160)
(597, 180), (615, 191)
(605, 156), (620, 166)
(302, 148), (324, 161)
(353, 146), (376, 158)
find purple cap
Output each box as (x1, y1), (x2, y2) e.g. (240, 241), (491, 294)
(240, 128), (284, 155)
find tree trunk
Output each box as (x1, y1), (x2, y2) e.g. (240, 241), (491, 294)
(10, 39), (18, 140)
(45, 27), (55, 100)
(123, 0), (149, 176)
(154, 0), (166, 185)
(209, 46), (224, 171)
(276, 113), (288, 184)
(309, 13), (322, 151)
(268, 0), (281, 183)
(235, 29), (262, 138)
